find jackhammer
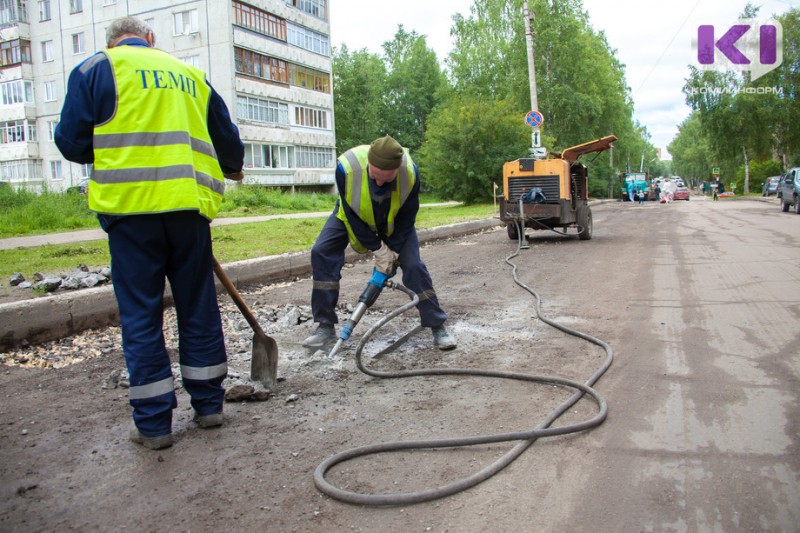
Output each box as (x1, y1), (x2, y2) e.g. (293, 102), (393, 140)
(328, 268), (393, 358)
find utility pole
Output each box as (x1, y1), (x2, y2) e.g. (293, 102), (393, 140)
(523, 1), (539, 151)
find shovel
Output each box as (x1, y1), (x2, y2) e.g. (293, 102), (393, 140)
(212, 256), (279, 391)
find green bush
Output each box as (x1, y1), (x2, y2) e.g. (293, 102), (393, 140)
(734, 159), (783, 193)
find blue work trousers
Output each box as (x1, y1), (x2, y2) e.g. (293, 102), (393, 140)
(106, 212), (227, 437)
(310, 215), (447, 328)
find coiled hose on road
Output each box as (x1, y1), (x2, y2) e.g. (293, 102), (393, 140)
(314, 222), (614, 506)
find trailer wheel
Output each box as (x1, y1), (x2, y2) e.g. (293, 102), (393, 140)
(506, 221), (520, 240)
(781, 199), (791, 212)
(577, 205), (593, 240)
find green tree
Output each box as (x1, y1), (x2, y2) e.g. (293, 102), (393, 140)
(381, 26), (446, 152)
(419, 95), (530, 204)
(331, 45), (388, 154)
(668, 112), (712, 182)
(440, 0), (645, 198)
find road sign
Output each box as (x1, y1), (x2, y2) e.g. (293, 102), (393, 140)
(712, 167), (720, 175)
(525, 110), (544, 128)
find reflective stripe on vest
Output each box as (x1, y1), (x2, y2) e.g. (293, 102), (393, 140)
(335, 146), (415, 253)
(89, 46), (224, 220)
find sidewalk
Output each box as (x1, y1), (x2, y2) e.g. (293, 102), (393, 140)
(0, 202), (460, 250)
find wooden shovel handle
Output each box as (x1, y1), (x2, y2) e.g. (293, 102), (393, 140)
(212, 256), (265, 336)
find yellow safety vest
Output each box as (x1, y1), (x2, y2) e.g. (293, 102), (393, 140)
(89, 45), (224, 220)
(335, 145), (416, 253)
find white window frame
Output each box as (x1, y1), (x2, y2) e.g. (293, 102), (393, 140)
(0, 120), (35, 143)
(41, 40), (53, 62)
(295, 146), (334, 168)
(102, 0), (115, 5)
(50, 160), (62, 181)
(69, 0), (81, 14)
(38, 0), (50, 21)
(47, 119), (58, 141)
(0, 80), (34, 106)
(237, 95), (289, 125)
(72, 33), (84, 55)
(180, 54), (200, 68)
(287, 23), (330, 56)
(43, 80), (56, 102)
(173, 10), (199, 36)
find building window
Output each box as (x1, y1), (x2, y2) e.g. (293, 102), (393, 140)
(287, 23), (329, 55)
(69, 0), (81, 14)
(233, 1), (287, 41)
(0, 79), (34, 105)
(47, 120), (58, 140)
(173, 10), (198, 35)
(0, 119), (35, 143)
(44, 80), (56, 101)
(244, 143), (294, 169)
(285, 0), (326, 20)
(102, 0), (115, 5)
(237, 95), (289, 125)
(234, 47), (288, 84)
(38, 0), (50, 21)
(180, 54), (200, 68)
(50, 160), (62, 180)
(288, 63), (330, 93)
(72, 33), (84, 55)
(0, 39), (31, 67)
(0, 0), (28, 27)
(294, 106), (327, 129)
(80, 163), (92, 177)
(296, 146), (334, 168)
(41, 40), (53, 62)
(1, 159), (42, 182)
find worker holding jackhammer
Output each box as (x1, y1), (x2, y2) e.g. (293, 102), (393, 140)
(303, 135), (457, 351)
(54, 17), (244, 450)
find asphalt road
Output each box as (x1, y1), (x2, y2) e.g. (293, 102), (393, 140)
(1, 195), (798, 531)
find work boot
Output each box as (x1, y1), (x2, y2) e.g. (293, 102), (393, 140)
(302, 323), (336, 348)
(194, 412), (223, 428)
(129, 422), (173, 450)
(431, 324), (457, 351)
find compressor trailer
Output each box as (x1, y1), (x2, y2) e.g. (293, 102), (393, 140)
(499, 135), (616, 241)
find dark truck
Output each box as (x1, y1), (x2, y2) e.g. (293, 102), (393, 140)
(779, 167), (800, 214)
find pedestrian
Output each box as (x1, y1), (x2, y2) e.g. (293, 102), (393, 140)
(54, 17), (245, 450)
(654, 184), (661, 202)
(637, 189), (644, 205)
(627, 181), (636, 203)
(302, 135), (457, 351)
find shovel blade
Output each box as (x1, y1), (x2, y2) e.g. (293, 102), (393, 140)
(251, 331), (279, 391)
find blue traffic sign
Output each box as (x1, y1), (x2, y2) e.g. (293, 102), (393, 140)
(525, 110), (544, 128)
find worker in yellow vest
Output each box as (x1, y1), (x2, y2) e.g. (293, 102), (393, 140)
(303, 136), (456, 351)
(55, 17), (244, 450)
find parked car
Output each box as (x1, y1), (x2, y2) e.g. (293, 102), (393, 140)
(66, 178), (89, 195)
(674, 185), (690, 201)
(779, 168), (800, 214)
(762, 175), (781, 196)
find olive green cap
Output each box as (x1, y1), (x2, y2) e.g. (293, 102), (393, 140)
(368, 135), (403, 170)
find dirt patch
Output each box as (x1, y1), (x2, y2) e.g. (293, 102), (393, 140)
(0, 225), (618, 531)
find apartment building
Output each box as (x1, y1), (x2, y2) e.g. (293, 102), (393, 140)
(0, 0), (336, 192)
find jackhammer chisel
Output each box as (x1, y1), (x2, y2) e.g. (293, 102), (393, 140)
(328, 268), (392, 358)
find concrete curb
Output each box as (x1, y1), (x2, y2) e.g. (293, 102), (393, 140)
(0, 218), (502, 351)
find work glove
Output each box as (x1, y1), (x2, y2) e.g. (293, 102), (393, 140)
(373, 242), (398, 276)
(224, 171), (245, 181)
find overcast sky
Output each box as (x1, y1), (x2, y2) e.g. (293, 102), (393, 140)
(329, 0), (797, 159)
